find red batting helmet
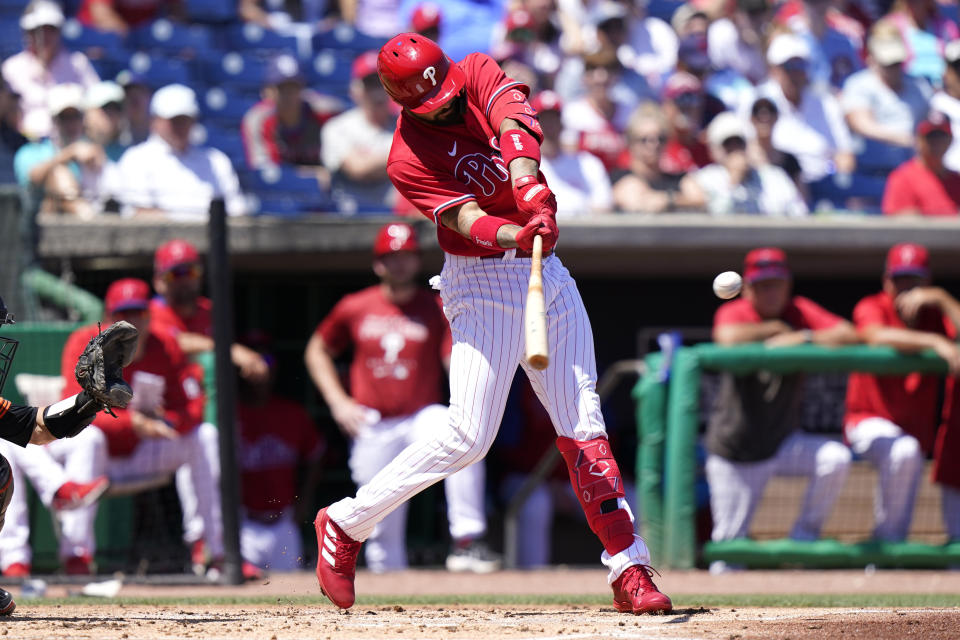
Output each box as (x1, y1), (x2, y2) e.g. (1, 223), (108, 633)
(374, 222), (419, 256)
(377, 33), (465, 114)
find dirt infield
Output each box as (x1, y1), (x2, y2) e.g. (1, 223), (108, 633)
(7, 569), (960, 639)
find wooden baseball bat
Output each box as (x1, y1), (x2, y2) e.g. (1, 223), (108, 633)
(525, 235), (549, 370)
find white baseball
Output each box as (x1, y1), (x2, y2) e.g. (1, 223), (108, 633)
(713, 271), (742, 299)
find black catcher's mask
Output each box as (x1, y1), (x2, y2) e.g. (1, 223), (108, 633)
(0, 296), (17, 395)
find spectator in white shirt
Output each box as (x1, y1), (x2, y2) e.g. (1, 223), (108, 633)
(707, 0), (770, 85)
(748, 33), (855, 182)
(320, 51), (397, 215)
(2, 1), (100, 141)
(532, 90), (612, 217)
(929, 39), (960, 171)
(689, 111), (809, 216)
(115, 84), (247, 220)
(842, 23), (931, 169)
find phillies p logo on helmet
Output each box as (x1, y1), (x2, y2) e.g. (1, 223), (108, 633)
(377, 33), (466, 114)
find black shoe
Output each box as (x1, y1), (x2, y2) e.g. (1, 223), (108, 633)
(0, 588), (15, 615)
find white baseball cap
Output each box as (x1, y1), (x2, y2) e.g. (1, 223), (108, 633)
(868, 31), (908, 66)
(766, 33), (811, 66)
(20, 0), (64, 31)
(150, 83), (199, 119)
(85, 81), (124, 109)
(707, 111), (749, 148)
(47, 83), (85, 117)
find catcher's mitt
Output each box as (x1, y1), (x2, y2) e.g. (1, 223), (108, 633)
(75, 321), (139, 413)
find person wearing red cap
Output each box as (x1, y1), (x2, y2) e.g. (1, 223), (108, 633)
(844, 243), (960, 541)
(241, 54), (343, 174)
(705, 248), (857, 571)
(882, 112), (960, 215)
(305, 222), (499, 575)
(149, 239), (269, 385)
(314, 33), (672, 616)
(319, 51), (398, 215)
(409, 2), (441, 40)
(660, 72), (712, 174)
(58, 278), (228, 577)
(532, 90), (613, 216)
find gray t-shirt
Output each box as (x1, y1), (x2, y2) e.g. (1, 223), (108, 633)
(841, 68), (931, 137)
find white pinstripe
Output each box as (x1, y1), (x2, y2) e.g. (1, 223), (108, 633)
(327, 252), (609, 541)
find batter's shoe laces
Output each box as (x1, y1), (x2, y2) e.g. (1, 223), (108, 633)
(612, 564), (672, 615)
(0, 588), (14, 616)
(445, 539), (501, 574)
(314, 507), (362, 609)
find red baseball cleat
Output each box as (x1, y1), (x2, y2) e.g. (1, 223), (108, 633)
(52, 476), (110, 511)
(612, 564), (673, 615)
(64, 554), (93, 576)
(314, 507), (362, 609)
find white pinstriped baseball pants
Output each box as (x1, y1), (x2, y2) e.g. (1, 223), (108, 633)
(328, 251), (651, 579)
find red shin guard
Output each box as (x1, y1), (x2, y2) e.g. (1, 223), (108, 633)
(556, 436), (635, 555)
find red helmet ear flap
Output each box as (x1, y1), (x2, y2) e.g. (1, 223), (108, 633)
(377, 33), (465, 113)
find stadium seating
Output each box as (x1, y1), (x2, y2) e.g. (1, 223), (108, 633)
(202, 87), (258, 127)
(199, 51), (270, 91)
(240, 165), (332, 216)
(129, 19), (219, 59)
(185, 0), (237, 24)
(225, 23), (299, 54)
(308, 49), (355, 97)
(125, 50), (194, 87)
(60, 18), (125, 54)
(192, 122), (247, 164)
(312, 23), (382, 54)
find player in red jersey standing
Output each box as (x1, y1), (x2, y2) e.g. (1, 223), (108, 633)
(306, 221), (500, 574)
(313, 33), (671, 615)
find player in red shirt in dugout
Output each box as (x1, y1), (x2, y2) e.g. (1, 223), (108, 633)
(845, 244), (960, 541)
(305, 222), (500, 574)
(312, 34), (672, 615)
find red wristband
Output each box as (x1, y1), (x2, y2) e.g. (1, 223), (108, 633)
(499, 128), (541, 168)
(469, 215), (512, 250)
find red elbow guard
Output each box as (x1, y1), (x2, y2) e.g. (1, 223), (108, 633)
(499, 128), (541, 168)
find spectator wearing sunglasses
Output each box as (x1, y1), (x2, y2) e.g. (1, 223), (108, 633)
(748, 33), (855, 182)
(2, 1), (99, 140)
(841, 24), (931, 173)
(149, 239), (270, 386)
(882, 112), (960, 215)
(612, 102), (705, 213)
(691, 111), (808, 216)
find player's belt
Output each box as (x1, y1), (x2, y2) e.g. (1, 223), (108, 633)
(479, 248), (552, 261)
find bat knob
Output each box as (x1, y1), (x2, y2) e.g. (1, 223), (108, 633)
(527, 354), (549, 370)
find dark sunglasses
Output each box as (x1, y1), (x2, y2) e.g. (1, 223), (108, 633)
(162, 263), (202, 282)
(630, 134), (667, 146)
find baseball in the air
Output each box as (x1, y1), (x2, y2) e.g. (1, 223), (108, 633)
(713, 271), (742, 299)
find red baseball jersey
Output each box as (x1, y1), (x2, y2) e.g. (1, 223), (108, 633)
(714, 296), (842, 330)
(237, 395), (325, 513)
(149, 296), (213, 339)
(386, 53), (541, 256)
(316, 286), (451, 418)
(844, 291), (954, 452)
(61, 324), (206, 457)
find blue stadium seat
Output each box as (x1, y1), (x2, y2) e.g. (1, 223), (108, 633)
(185, 0), (236, 23)
(130, 20), (218, 58)
(646, 0), (685, 23)
(241, 166), (332, 216)
(126, 51), (194, 87)
(312, 23), (382, 54)
(202, 86), (258, 126)
(60, 19), (126, 53)
(0, 21), (23, 57)
(195, 123), (247, 164)
(225, 23), (298, 53)
(855, 140), (912, 175)
(809, 173), (887, 214)
(308, 49), (354, 97)
(200, 52), (270, 90)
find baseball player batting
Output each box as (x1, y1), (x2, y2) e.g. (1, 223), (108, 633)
(314, 33), (671, 615)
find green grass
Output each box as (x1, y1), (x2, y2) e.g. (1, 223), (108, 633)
(19, 593), (960, 608)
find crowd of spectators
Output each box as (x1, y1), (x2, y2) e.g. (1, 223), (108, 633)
(3, 0), (960, 218)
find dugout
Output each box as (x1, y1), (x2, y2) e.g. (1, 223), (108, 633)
(5, 195), (960, 572)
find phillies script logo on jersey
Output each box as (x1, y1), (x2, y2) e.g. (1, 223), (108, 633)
(359, 315), (429, 380)
(454, 153), (509, 197)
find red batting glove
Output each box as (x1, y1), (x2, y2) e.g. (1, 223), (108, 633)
(515, 213), (558, 253)
(513, 175), (558, 218)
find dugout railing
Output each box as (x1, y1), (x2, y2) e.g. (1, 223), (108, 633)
(634, 343), (960, 570)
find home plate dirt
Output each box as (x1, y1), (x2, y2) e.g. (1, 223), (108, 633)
(3, 605), (959, 640)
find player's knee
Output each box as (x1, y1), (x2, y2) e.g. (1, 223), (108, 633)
(818, 441), (853, 477)
(890, 435), (923, 471)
